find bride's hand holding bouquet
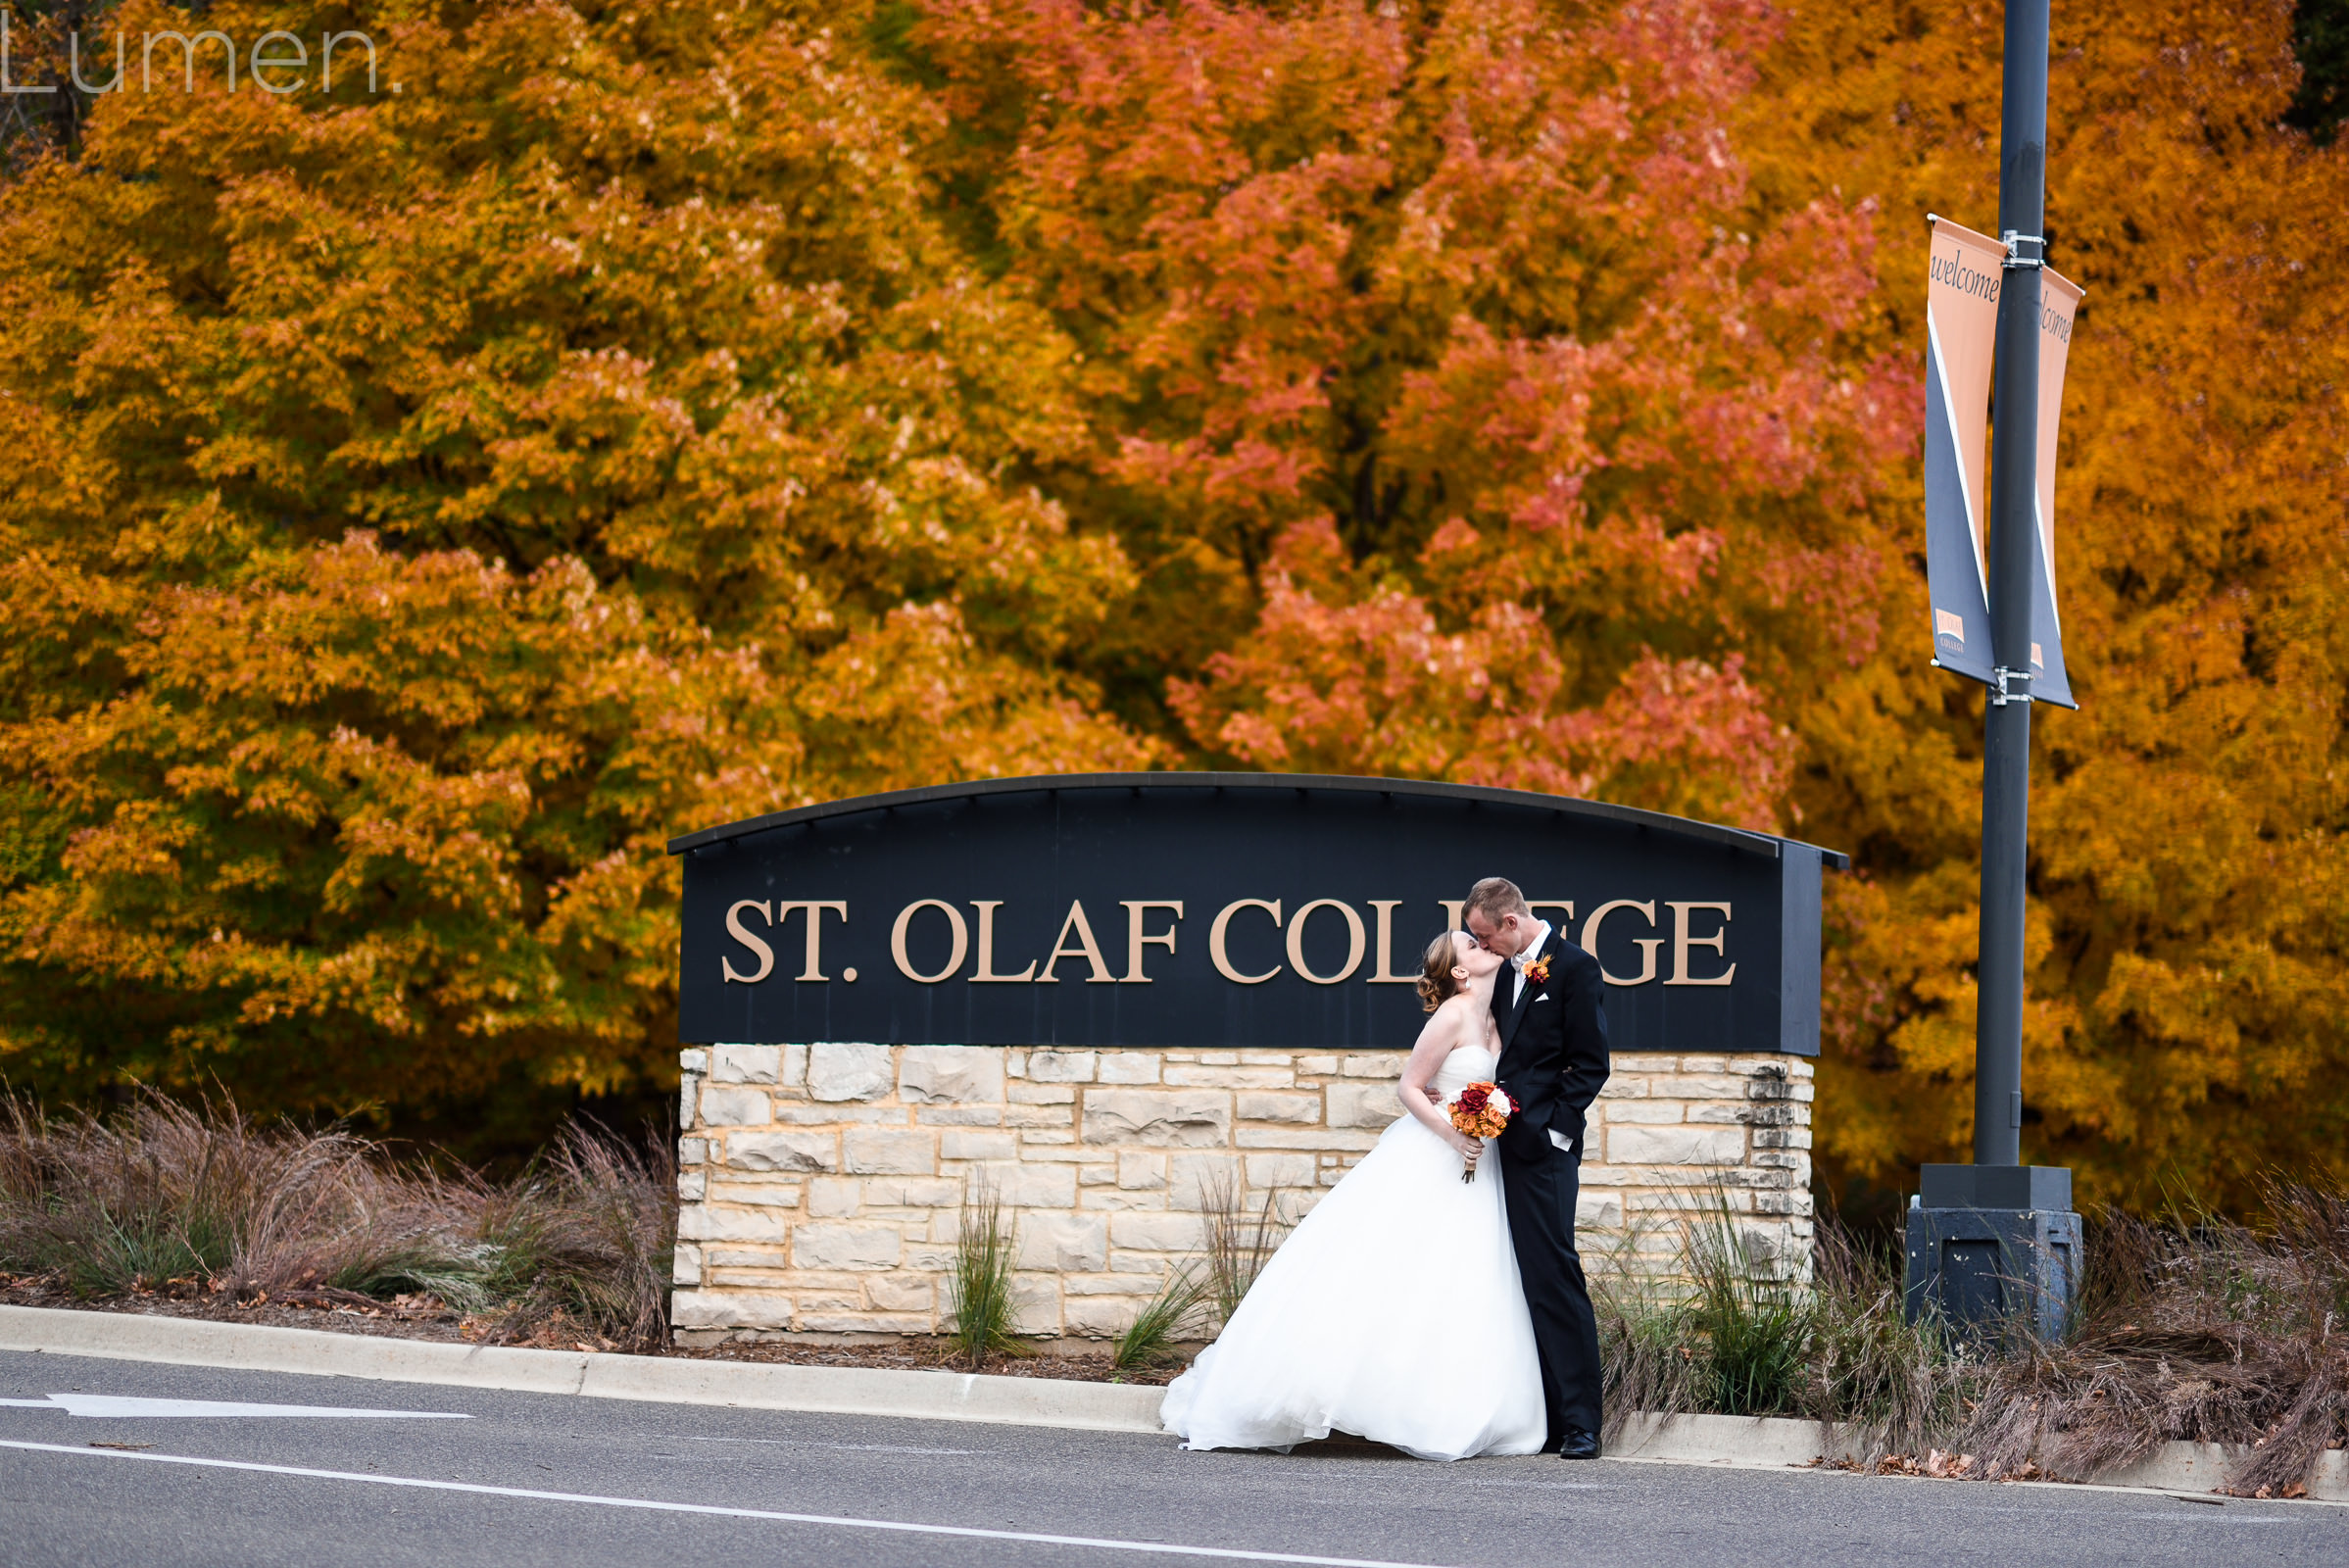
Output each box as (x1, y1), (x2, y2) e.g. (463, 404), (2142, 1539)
(1445, 1083), (1513, 1183)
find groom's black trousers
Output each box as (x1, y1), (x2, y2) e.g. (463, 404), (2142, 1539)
(1500, 1143), (1604, 1443)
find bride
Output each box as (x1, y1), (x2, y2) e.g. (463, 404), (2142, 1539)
(1159, 931), (1546, 1460)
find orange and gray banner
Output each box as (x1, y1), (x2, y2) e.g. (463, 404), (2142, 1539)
(1923, 218), (2080, 708)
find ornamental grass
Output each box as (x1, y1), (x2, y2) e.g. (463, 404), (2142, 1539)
(0, 1091), (675, 1351)
(1593, 1181), (2349, 1494)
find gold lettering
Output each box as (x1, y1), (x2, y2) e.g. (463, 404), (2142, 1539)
(774, 901), (848, 981)
(1581, 899), (1662, 986)
(1037, 900), (1115, 984)
(1208, 899), (1283, 984)
(890, 899), (968, 984)
(969, 901), (1036, 982)
(1665, 902), (1736, 986)
(722, 899), (774, 984)
(1119, 900), (1184, 983)
(1286, 899), (1366, 985)
(1439, 899), (1465, 934)
(1368, 901), (1415, 983)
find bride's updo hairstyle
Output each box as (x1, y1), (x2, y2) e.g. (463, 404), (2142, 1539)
(1417, 932), (1464, 1013)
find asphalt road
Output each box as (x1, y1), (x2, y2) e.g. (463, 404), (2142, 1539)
(2, 1349), (2341, 1568)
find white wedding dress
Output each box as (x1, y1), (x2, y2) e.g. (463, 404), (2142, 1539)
(1159, 1044), (1546, 1460)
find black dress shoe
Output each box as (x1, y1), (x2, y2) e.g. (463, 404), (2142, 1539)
(1556, 1430), (1600, 1460)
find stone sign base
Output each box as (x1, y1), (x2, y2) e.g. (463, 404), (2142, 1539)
(670, 1045), (1814, 1342)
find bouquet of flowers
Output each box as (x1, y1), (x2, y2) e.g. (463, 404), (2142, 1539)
(1445, 1082), (1514, 1183)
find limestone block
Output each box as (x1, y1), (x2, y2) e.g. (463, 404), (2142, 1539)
(1063, 1295), (1145, 1339)
(807, 1177), (862, 1217)
(1021, 1130), (1077, 1145)
(671, 1244), (704, 1287)
(680, 1074), (701, 1131)
(1245, 1152), (1316, 1189)
(1199, 1052), (1239, 1065)
(699, 1086), (772, 1127)
(940, 1130), (1018, 1161)
(1752, 1127), (1813, 1150)
(802, 1312), (932, 1335)
(1237, 1092), (1320, 1124)
(680, 1048), (710, 1075)
(724, 1131), (838, 1173)
(1297, 1054), (1339, 1076)
(868, 1274), (936, 1314)
(1670, 1075), (1747, 1100)
(669, 1290), (791, 1330)
(917, 1106), (1005, 1127)
(678, 1138), (707, 1166)
(1167, 1152), (1240, 1209)
(1607, 1125), (1746, 1166)
(1679, 1055), (1731, 1073)
(1027, 1051), (1099, 1084)
(1009, 1274), (1062, 1336)
(1004, 1105), (1075, 1129)
(1081, 1190), (1169, 1212)
(863, 1177), (960, 1208)
(1097, 1053), (1162, 1085)
(706, 1181), (802, 1208)
(676, 1170), (707, 1201)
(1079, 1164), (1117, 1187)
(1082, 1089), (1232, 1149)
(792, 1222), (903, 1270)
(900, 1046), (1006, 1103)
(677, 1205), (789, 1243)
(1117, 1152), (1167, 1190)
(1164, 1065), (1295, 1089)
(1576, 1195), (1626, 1229)
(1017, 1212), (1109, 1272)
(971, 1161), (1078, 1208)
(1688, 1102), (1763, 1125)
(774, 1104), (905, 1126)
(1326, 1081), (1401, 1130)
(1598, 1076), (1652, 1099)
(1009, 1083), (1076, 1105)
(808, 1042), (896, 1102)
(1341, 1054), (1403, 1078)
(844, 1128), (936, 1175)
(1108, 1210), (1207, 1251)
(782, 1042), (809, 1087)
(1604, 1100), (1686, 1124)
(712, 1044), (782, 1084)
(1234, 1128), (1381, 1151)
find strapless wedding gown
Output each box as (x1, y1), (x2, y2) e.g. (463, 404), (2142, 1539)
(1159, 1044), (1546, 1460)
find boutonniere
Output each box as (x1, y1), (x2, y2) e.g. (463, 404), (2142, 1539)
(1523, 955), (1551, 987)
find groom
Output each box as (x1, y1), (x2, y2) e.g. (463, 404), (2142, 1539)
(1464, 876), (1609, 1459)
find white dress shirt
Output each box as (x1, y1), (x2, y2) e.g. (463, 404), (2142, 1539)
(1509, 919), (1551, 1004)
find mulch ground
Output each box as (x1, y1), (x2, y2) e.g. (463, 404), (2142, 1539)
(0, 1276), (1186, 1385)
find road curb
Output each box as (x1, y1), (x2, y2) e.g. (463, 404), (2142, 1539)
(0, 1305), (1166, 1433)
(3, 1304), (2343, 1499)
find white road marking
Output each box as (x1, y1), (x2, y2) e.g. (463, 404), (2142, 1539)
(0, 1394), (467, 1419)
(0, 1439), (1463, 1566)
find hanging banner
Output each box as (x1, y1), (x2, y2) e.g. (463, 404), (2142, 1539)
(1923, 218), (2004, 686)
(2027, 269), (2083, 709)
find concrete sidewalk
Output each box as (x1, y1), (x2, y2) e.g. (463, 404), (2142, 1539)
(3, 1303), (2341, 1502)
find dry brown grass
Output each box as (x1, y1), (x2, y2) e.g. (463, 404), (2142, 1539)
(1963, 1183), (2349, 1493)
(0, 1091), (675, 1350)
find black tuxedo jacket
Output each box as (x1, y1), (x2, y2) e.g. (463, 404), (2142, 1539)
(1489, 928), (1611, 1164)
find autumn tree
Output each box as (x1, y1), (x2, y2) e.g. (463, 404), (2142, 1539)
(914, 0), (1910, 832)
(0, 0), (1149, 1132)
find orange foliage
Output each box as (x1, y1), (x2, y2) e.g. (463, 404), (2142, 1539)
(0, 0), (1148, 1117)
(1, 0), (2343, 1202)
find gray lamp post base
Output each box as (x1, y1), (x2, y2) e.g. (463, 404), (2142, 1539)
(1903, 1164), (2081, 1341)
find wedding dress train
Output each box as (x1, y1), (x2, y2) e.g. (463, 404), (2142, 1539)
(1159, 1044), (1546, 1460)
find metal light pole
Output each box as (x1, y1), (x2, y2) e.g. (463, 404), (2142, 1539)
(1975, 0), (2048, 1169)
(1904, 0), (2083, 1339)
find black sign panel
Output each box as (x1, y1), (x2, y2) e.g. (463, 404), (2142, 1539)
(669, 774), (1845, 1055)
